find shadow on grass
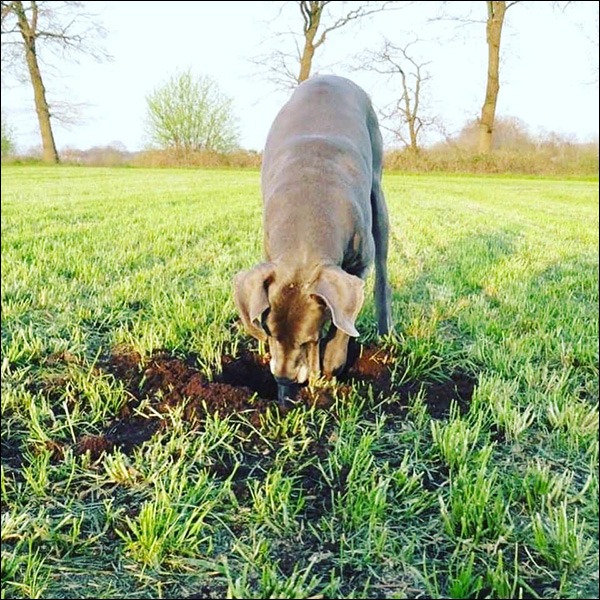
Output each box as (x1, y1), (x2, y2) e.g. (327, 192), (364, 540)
(390, 228), (521, 305)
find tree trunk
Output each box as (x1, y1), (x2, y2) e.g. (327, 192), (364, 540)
(408, 117), (418, 152)
(400, 70), (419, 152)
(15, 1), (59, 163)
(24, 40), (59, 163)
(297, 2), (323, 83)
(478, 1), (506, 154)
(298, 40), (316, 82)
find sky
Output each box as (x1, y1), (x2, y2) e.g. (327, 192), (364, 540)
(2, 1), (599, 153)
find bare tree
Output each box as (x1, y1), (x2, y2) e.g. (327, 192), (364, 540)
(478, 2), (587, 153)
(432, 1), (523, 154)
(477, 1), (520, 154)
(1, 1), (109, 163)
(360, 38), (435, 152)
(255, 1), (401, 89)
(438, 1), (582, 154)
(431, 1), (518, 153)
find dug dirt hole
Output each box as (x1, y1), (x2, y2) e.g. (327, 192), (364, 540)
(58, 342), (476, 459)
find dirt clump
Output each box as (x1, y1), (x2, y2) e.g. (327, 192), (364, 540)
(17, 342), (475, 462)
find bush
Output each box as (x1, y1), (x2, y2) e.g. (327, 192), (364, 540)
(130, 149), (261, 169)
(145, 71), (240, 155)
(1, 112), (16, 159)
(383, 144), (599, 177)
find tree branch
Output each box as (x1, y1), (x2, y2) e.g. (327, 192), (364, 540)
(315, 1), (398, 49)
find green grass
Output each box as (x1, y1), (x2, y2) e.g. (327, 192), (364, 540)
(1, 165), (598, 599)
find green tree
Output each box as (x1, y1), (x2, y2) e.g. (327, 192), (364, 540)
(145, 70), (239, 155)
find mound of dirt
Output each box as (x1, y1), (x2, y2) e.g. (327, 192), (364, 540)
(21, 342), (475, 461)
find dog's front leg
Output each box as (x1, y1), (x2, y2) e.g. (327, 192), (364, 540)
(307, 342), (321, 379)
(321, 328), (350, 378)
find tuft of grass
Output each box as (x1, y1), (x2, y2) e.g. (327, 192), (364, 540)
(431, 405), (484, 471)
(531, 501), (594, 573)
(439, 444), (510, 543)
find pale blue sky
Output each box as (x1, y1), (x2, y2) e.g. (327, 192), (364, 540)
(2, 1), (598, 153)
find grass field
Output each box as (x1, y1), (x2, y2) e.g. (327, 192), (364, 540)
(1, 165), (598, 599)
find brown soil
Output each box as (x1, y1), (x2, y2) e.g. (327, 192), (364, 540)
(89, 342), (474, 458)
(8, 342), (476, 461)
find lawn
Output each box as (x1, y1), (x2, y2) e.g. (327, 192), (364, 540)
(1, 166), (598, 599)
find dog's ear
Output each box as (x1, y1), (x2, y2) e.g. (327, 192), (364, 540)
(312, 266), (365, 337)
(233, 263), (275, 341)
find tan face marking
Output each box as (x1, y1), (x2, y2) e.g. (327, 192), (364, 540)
(264, 282), (329, 383)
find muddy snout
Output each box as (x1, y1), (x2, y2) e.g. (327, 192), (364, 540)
(275, 377), (300, 407)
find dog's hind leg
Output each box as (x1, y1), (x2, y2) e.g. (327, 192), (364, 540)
(371, 182), (393, 335)
(368, 109), (393, 336)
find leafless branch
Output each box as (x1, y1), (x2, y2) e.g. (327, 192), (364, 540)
(316, 0), (399, 48)
(249, 48), (301, 90)
(358, 36), (436, 151)
(252, 1), (412, 89)
(48, 97), (89, 126)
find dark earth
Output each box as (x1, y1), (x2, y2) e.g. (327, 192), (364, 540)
(0, 340), (477, 470)
(64, 340), (476, 459)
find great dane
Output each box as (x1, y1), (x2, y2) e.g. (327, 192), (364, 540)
(234, 74), (392, 405)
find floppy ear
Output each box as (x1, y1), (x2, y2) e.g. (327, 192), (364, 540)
(312, 266), (365, 337)
(233, 263), (275, 341)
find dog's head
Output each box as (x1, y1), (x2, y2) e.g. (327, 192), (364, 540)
(233, 263), (364, 388)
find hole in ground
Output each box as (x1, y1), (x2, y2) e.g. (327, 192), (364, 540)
(22, 343), (476, 461)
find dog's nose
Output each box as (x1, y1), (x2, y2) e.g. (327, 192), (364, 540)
(275, 376), (299, 407)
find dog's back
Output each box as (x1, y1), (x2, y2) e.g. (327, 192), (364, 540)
(262, 75), (375, 173)
(261, 75), (379, 270)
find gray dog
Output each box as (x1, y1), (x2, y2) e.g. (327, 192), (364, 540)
(234, 75), (392, 405)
